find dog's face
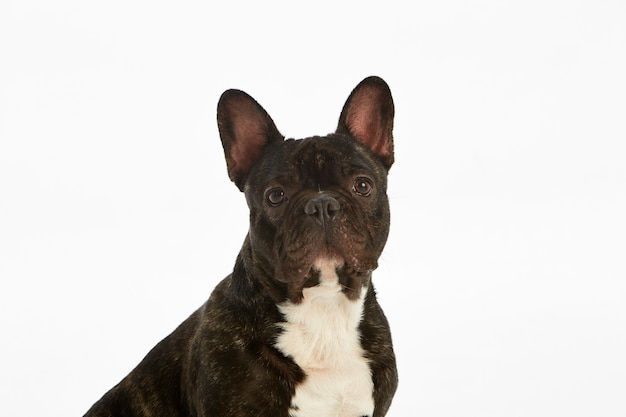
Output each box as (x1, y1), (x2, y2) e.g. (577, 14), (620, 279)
(218, 77), (394, 302)
(245, 134), (391, 298)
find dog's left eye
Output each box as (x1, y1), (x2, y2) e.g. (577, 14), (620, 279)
(266, 188), (286, 206)
(352, 178), (373, 197)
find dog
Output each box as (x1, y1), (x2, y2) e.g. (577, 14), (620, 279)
(84, 76), (398, 417)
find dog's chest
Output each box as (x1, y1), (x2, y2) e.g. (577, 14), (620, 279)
(275, 262), (374, 417)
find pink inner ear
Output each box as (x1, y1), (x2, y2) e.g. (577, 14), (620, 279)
(345, 88), (393, 160)
(225, 97), (272, 178)
(348, 107), (384, 150)
(229, 120), (268, 177)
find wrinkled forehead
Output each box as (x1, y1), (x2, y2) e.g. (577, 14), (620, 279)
(258, 135), (386, 186)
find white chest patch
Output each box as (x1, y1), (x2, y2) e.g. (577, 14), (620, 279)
(275, 260), (374, 417)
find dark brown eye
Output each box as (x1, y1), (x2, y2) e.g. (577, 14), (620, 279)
(353, 178), (373, 196)
(267, 188), (286, 206)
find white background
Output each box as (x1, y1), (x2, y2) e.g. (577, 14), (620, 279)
(1, 1), (625, 416)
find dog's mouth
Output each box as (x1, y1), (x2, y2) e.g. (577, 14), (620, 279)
(274, 230), (379, 302)
(315, 249), (378, 276)
(275, 234), (377, 280)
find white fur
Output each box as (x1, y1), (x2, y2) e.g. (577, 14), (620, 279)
(275, 259), (374, 417)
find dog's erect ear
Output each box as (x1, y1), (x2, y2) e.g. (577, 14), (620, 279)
(336, 76), (395, 170)
(217, 90), (284, 190)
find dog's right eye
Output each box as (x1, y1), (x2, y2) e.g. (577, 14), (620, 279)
(266, 188), (286, 206)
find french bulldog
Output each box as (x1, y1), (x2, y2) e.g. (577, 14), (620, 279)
(84, 76), (398, 417)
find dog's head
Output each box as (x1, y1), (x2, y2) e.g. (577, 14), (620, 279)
(217, 76), (394, 302)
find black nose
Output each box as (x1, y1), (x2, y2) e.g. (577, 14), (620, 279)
(304, 195), (340, 225)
